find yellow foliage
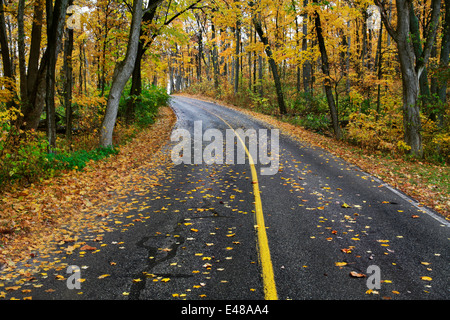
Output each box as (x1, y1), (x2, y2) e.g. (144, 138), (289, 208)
(347, 108), (403, 153)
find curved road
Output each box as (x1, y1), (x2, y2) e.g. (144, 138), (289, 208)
(9, 95), (449, 303)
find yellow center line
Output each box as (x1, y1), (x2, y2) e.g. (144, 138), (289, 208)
(176, 98), (278, 300)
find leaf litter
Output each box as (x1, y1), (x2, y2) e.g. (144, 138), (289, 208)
(0, 107), (176, 298)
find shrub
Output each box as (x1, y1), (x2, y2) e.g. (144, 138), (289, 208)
(46, 146), (119, 172)
(119, 82), (170, 128)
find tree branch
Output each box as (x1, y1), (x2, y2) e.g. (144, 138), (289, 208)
(416, 0), (441, 76)
(374, 0), (397, 42)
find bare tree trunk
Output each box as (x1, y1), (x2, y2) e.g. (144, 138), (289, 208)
(99, 0), (147, 147)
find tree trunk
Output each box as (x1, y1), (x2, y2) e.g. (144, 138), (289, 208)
(302, 0), (312, 97)
(0, 0), (14, 109)
(64, 22), (74, 141)
(46, 0), (69, 151)
(253, 13), (287, 115)
(375, 23), (383, 117)
(313, 0), (341, 139)
(409, 2), (431, 109)
(100, 0), (146, 147)
(437, 1), (450, 113)
(375, 0), (441, 157)
(234, 20), (240, 94)
(17, 0), (27, 102)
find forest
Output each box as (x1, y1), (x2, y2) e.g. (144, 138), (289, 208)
(0, 0), (449, 188)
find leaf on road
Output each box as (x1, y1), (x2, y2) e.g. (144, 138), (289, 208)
(80, 244), (97, 251)
(335, 262), (347, 267)
(349, 271), (366, 278)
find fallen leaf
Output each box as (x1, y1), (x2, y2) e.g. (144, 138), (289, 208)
(349, 271), (366, 278)
(5, 286), (21, 291)
(80, 245), (96, 251)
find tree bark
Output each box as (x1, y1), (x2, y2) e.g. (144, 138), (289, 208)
(437, 1), (450, 110)
(17, 0), (27, 102)
(375, 0), (441, 157)
(302, 0), (312, 96)
(45, 0), (69, 151)
(64, 19), (74, 141)
(234, 20), (240, 94)
(252, 13), (287, 115)
(313, 0), (341, 139)
(0, 0), (14, 109)
(99, 0), (147, 147)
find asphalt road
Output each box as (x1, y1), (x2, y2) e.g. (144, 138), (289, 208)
(6, 95), (449, 303)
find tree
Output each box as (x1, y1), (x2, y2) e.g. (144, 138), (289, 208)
(0, 0), (15, 109)
(436, 0), (450, 115)
(375, 0), (441, 157)
(251, 2), (287, 115)
(100, 0), (161, 147)
(312, 0), (341, 140)
(64, 1), (75, 141)
(45, 0), (70, 151)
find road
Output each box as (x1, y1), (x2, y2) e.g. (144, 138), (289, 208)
(7, 95), (449, 303)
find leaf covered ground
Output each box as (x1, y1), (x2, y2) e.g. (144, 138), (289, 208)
(0, 106), (177, 276)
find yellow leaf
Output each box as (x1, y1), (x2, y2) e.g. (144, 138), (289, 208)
(420, 276), (432, 281)
(335, 262), (347, 267)
(341, 203), (351, 208)
(98, 274), (110, 279)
